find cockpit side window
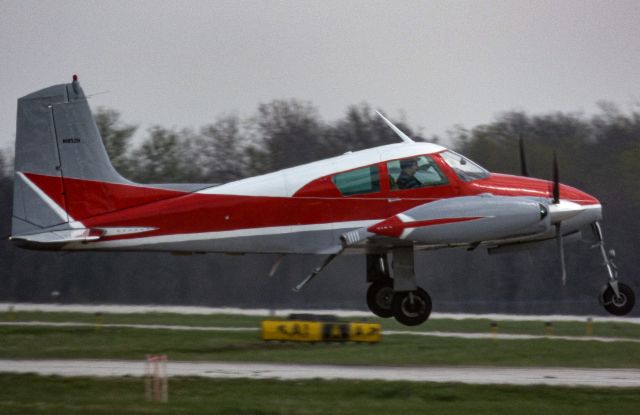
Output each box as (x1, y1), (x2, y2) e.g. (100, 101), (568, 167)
(439, 150), (490, 182)
(387, 156), (448, 190)
(332, 165), (380, 196)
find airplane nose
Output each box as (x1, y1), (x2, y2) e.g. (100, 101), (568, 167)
(558, 183), (600, 206)
(556, 184), (603, 223)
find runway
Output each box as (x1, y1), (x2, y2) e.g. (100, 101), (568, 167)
(1, 359), (640, 387)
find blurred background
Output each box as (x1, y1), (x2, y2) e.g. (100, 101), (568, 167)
(1, 1), (638, 314)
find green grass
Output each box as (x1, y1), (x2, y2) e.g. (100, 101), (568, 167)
(4, 310), (640, 338)
(2, 311), (640, 413)
(2, 324), (640, 367)
(2, 310), (266, 327)
(1, 310), (639, 367)
(0, 374), (638, 415)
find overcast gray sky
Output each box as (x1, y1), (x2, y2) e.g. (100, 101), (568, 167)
(1, 0), (639, 151)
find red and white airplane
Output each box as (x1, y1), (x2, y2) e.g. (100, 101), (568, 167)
(10, 77), (635, 325)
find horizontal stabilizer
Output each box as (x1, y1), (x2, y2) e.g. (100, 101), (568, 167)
(10, 228), (103, 245)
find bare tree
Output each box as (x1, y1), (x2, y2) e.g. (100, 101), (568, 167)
(95, 107), (138, 178)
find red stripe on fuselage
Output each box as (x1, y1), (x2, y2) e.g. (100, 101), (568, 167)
(24, 173), (188, 220)
(403, 216), (484, 228)
(368, 215), (484, 238)
(83, 193), (420, 240)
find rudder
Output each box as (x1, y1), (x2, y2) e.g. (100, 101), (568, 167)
(12, 76), (130, 237)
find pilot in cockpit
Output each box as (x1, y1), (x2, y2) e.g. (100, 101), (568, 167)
(396, 159), (422, 189)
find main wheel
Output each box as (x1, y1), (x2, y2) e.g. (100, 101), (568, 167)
(391, 287), (432, 326)
(601, 283), (635, 316)
(366, 280), (395, 318)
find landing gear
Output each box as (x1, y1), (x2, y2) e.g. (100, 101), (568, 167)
(391, 288), (432, 326)
(601, 282), (635, 316)
(366, 280), (394, 318)
(366, 281), (433, 324)
(592, 222), (636, 316)
(365, 250), (433, 326)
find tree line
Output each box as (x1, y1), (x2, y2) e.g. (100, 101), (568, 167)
(94, 101), (425, 184)
(0, 99), (638, 315)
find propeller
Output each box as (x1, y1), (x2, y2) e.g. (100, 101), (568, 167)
(550, 151), (566, 284)
(518, 138), (567, 284)
(552, 152), (560, 204)
(518, 134), (529, 177)
(556, 222), (567, 285)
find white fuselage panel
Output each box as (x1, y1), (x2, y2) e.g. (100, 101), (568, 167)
(198, 142), (446, 197)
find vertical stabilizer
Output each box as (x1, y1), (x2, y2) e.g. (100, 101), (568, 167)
(12, 77), (129, 236)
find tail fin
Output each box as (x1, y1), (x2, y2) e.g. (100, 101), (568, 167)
(12, 77), (131, 238)
(12, 76), (200, 246)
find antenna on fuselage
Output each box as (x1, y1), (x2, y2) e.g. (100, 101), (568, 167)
(376, 111), (415, 144)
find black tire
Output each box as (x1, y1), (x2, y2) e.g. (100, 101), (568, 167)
(391, 287), (432, 326)
(366, 280), (395, 318)
(602, 283), (635, 316)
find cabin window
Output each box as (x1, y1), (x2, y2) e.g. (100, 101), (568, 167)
(332, 166), (380, 196)
(440, 150), (490, 181)
(387, 156), (448, 190)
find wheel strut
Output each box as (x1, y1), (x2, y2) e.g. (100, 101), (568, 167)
(593, 222), (621, 297)
(593, 222), (635, 315)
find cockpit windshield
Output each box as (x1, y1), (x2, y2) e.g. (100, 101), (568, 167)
(440, 150), (490, 182)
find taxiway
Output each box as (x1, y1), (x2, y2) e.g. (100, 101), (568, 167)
(1, 359), (639, 387)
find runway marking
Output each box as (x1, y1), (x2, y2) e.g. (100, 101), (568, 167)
(2, 321), (639, 343)
(385, 330), (640, 344)
(1, 359), (640, 387)
(2, 303), (639, 324)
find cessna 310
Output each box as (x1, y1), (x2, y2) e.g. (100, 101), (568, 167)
(9, 77), (636, 325)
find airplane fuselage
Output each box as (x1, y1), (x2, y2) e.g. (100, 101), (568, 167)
(18, 142), (601, 254)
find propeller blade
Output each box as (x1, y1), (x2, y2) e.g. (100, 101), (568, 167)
(552, 152), (560, 204)
(556, 223), (567, 285)
(518, 134), (529, 177)
(550, 153), (565, 283)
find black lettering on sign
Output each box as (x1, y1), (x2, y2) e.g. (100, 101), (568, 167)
(63, 138), (81, 144)
(367, 326), (380, 336)
(322, 323), (349, 341)
(277, 323), (309, 338)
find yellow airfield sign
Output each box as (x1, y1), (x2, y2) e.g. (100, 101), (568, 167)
(261, 320), (381, 343)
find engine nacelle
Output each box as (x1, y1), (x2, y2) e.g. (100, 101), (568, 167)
(368, 195), (551, 244)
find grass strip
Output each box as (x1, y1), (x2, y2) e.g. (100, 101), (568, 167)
(4, 310), (640, 338)
(2, 325), (640, 367)
(0, 373), (638, 415)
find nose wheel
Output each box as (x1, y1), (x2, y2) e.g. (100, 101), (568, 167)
(601, 282), (636, 316)
(592, 222), (636, 316)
